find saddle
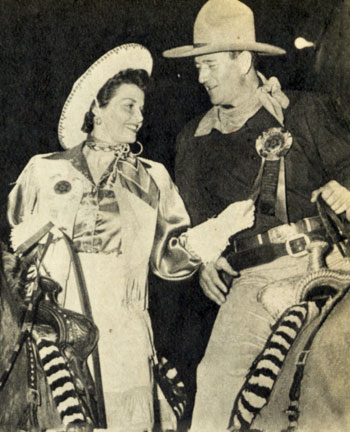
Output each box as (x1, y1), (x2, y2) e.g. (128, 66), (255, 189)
(1, 226), (188, 431)
(0, 227), (102, 431)
(228, 197), (350, 432)
(0, 260), (99, 431)
(34, 275), (100, 427)
(35, 276), (98, 362)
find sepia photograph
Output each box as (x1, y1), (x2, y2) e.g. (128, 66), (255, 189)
(0, 0), (350, 431)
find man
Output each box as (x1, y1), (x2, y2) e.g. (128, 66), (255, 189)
(163, 0), (350, 430)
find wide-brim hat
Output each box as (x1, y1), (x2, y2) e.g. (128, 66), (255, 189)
(163, 0), (285, 58)
(58, 43), (153, 149)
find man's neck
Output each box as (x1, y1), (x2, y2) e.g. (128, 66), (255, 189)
(223, 70), (259, 109)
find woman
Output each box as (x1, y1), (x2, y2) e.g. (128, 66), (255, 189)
(8, 44), (254, 431)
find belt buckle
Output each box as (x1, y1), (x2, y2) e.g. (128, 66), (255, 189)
(269, 224), (297, 243)
(285, 234), (310, 257)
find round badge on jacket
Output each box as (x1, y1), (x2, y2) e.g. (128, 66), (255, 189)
(54, 180), (72, 194)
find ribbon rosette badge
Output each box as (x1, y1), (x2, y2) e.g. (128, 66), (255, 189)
(255, 127), (293, 161)
(54, 180), (72, 194)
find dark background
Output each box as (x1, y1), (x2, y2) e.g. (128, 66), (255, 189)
(1, 0), (349, 426)
(0, 0), (345, 189)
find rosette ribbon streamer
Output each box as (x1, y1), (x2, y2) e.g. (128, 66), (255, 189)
(251, 128), (293, 223)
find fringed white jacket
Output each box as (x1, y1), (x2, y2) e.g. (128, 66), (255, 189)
(8, 145), (201, 310)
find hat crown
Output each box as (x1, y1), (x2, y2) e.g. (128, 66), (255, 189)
(59, 43), (152, 149)
(194, 0), (255, 46)
(162, 0), (285, 59)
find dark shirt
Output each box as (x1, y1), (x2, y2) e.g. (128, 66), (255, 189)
(175, 92), (350, 239)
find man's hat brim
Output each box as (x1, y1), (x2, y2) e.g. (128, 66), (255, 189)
(163, 42), (286, 58)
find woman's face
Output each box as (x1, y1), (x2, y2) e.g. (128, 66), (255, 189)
(95, 83), (145, 145)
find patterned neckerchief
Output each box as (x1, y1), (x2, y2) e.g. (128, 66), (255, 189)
(195, 72), (290, 137)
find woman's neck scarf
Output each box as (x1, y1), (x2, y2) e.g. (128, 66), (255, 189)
(84, 138), (159, 209)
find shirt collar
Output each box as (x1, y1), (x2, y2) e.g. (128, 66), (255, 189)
(194, 72), (290, 137)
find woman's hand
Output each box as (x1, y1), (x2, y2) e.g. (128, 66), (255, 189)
(199, 256), (238, 306)
(218, 199), (255, 236)
(183, 199), (255, 264)
(311, 180), (350, 221)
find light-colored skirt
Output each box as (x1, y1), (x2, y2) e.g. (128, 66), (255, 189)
(43, 250), (176, 431)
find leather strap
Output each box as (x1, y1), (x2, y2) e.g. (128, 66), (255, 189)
(317, 196), (350, 257)
(0, 232), (53, 394)
(15, 222), (54, 257)
(231, 217), (324, 252)
(225, 231), (326, 272)
(25, 337), (40, 429)
(61, 232), (107, 429)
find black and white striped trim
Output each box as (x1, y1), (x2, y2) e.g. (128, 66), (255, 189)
(155, 356), (187, 420)
(228, 304), (309, 431)
(33, 330), (88, 426)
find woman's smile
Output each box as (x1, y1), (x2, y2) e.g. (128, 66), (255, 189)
(93, 83), (145, 145)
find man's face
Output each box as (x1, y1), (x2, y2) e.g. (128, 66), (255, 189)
(194, 52), (242, 106)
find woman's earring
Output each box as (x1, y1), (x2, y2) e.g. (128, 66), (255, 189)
(95, 116), (102, 125)
(133, 141), (143, 157)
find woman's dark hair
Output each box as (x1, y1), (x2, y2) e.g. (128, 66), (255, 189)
(82, 68), (150, 134)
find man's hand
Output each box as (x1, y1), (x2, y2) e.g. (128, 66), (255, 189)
(199, 256), (238, 306)
(311, 180), (350, 221)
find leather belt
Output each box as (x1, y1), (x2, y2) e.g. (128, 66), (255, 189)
(224, 216), (327, 271)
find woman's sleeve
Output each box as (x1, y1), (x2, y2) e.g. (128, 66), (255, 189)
(150, 164), (254, 280)
(150, 165), (201, 281)
(8, 158), (38, 227)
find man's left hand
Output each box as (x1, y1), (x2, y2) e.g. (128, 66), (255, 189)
(199, 257), (238, 306)
(311, 180), (350, 221)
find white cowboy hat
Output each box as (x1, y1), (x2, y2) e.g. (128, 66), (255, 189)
(58, 43), (153, 149)
(163, 0), (285, 58)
